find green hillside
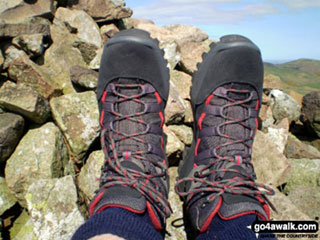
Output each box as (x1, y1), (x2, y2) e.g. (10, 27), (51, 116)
(264, 59), (320, 95)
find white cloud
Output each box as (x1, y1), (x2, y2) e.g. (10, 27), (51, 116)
(275, 0), (320, 9)
(132, 0), (279, 25)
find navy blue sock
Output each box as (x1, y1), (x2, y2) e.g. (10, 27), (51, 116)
(197, 214), (277, 240)
(71, 207), (163, 240)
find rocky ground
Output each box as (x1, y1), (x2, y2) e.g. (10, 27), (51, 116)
(0, 1), (320, 240)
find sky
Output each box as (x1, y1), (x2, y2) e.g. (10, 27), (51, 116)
(124, 0), (320, 63)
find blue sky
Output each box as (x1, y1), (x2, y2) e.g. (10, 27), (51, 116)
(125, 0), (320, 63)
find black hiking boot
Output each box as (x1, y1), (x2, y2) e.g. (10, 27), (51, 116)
(89, 29), (171, 231)
(175, 35), (275, 239)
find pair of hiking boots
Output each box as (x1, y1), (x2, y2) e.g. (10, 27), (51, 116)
(89, 29), (274, 238)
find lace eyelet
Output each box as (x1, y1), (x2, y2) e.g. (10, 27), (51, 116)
(201, 202), (207, 208)
(194, 172), (200, 177)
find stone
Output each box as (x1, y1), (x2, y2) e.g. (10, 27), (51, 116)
(263, 74), (284, 90)
(0, 112), (24, 163)
(301, 91), (320, 138)
(163, 125), (184, 165)
(165, 82), (185, 124)
(161, 41), (181, 70)
(288, 186), (320, 220)
(0, 0), (55, 23)
(8, 55), (56, 98)
(0, 81), (50, 124)
(164, 24), (208, 46)
(288, 90), (303, 106)
(50, 91), (100, 159)
(70, 65), (98, 90)
(0, 177), (17, 216)
(167, 125), (193, 146)
(12, 33), (44, 57)
(285, 134), (320, 159)
(10, 210), (35, 240)
(0, 17), (51, 38)
(72, 39), (99, 65)
(89, 47), (103, 70)
(170, 70), (192, 100)
(183, 100), (194, 124)
(123, 18), (154, 29)
(5, 122), (68, 206)
(166, 167), (186, 240)
(269, 89), (301, 123)
(178, 40), (212, 75)
(135, 23), (175, 44)
(55, 7), (102, 49)
(252, 130), (290, 187)
(67, 0), (132, 22)
(266, 118), (289, 153)
(0, 50), (4, 69)
(284, 158), (320, 194)
(269, 187), (311, 221)
(100, 23), (119, 43)
(78, 150), (104, 205)
(2, 45), (27, 70)
(42, 21), (87, 94)
(25, 176), (84, 240)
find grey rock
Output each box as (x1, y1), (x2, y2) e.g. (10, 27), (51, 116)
(0, 50), (4, 69)
(0, 17), (51, 38)
(0, 112), (24, 163)
(163, 126), (184, 164)
(269, 187), (311, 221)
(50, 91), (100, 159)
(166, 167), (186, 240)
(89, 47), (103, 70)
(12, 33), (44, 57)
(8, 54), (56, 98)
(285, 133), (320, 159)
(170, 70), (192, 100)
(161, 41), (181, 70)
(183, 100), (194, 124)
(72, 39), (99, 65)
(167, 125), (193, 145)
(5, 122), (68, 206)
(2, 45), (26, 69)
(252, 130), (290, 186)
(67, 0), (132, 22)
(55, 7), (102, 49)
(78, 150), (104, 205)
(269, 89), (301, 123)
(123, 18), (154, 29)
(165, 82), (185, 124)
(301, 91), (320, 138)
(70, 65), (98, 90)
(10, 210), (35, 240)
(288, 186), (320, 220)
(284, 158), (320, 194)
(100, 23), (119, 43)
(0, 177), (17, 216)
(25, 176), (84, 240)
(266, 118), (289, 154)
(164, 24), (208, 46)
(179, 40), (212, 75)
(0, 0), (55, 23)
(42, 19), (87, 95)
(0, 81), (50, 124)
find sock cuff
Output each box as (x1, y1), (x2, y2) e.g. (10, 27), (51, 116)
(71, 208), (163, 240)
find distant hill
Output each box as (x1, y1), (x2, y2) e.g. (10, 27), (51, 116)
(264, 59), (320, 95)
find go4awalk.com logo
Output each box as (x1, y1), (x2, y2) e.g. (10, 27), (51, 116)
(247, 219), (319, 239)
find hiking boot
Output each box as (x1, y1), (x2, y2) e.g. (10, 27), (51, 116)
(89, 29), (171, 231)
(175, 35), (275, 238)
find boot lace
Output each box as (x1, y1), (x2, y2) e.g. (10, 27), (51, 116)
(99, 79), (172, 219)
(175, 86), (275, 210)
